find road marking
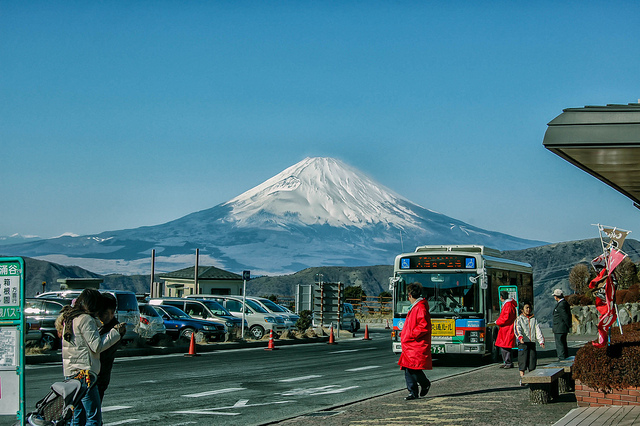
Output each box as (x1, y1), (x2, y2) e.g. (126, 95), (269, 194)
(311, 386), (359, 395)
(182, 387), (245, 398)
(279, 375), (323, 382)
(172, 399), (291, 416)
(279, 385), (360, 396)
(104, 420), (139, 425)
(345, 365), (381, 372)
(172, 411), (240, 416)
(330, 347), (376, 354)
(102, 406), (133, 412)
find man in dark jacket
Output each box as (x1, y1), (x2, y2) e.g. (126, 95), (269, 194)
(97, 293), (123, 402)
(552, 289), (571, 360)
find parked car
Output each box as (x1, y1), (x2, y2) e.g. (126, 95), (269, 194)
(25, 297), (71, 349)
(311, 302), (361, 332)
(246, 297), (299, 331)
(25, 318), (43, 345)
(148, 298), (245, 336)
(153, 304), (226, 342)
(36, 289), (140, 341)
(194, 295), (286, 339)
(137, 303), (167, 344)
(343, 302), (361, 332)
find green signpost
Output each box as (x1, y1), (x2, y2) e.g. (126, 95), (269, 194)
(0, 257), (25, 424)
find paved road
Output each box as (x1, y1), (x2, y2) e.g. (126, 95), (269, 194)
(12, 329), (488, 425)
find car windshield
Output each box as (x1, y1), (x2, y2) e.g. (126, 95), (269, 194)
(114, 293), (139, 311)
(259, 299), (287, 312)
(201, 300), (233, 316)
(244, 299), (268, 313)
(139, 304), (161, 317)
(159, 305), (191, 319)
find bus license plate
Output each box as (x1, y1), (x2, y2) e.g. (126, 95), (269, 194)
(431, 344), (445, 354)
(432, 319), (455, 336)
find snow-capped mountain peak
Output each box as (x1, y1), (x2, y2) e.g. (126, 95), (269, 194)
(225, 157), (422, 229)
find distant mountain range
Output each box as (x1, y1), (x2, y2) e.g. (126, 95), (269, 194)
(20, 237), (640, 326)
(2, 157), (545, 276)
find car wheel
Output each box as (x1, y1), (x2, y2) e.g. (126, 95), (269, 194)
(249, 325), (265, 340)
(179, 328), (195, 340)
(41, 333), (58, 350)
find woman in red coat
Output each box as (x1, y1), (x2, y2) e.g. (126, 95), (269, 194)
(495, 290), (517, 368)
(397, 282), (432, 400)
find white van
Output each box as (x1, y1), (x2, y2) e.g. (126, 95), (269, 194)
(246, 297), (299, 331)
(36, 289), (140, 341)
(186, 295), (286, 339)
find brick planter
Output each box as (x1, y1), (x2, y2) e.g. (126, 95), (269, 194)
(575, 380), (640, 407)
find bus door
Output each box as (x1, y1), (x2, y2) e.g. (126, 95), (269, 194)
(498, 285), (519, 350)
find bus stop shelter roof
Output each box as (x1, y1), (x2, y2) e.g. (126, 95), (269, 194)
(543, 103), (640, 208)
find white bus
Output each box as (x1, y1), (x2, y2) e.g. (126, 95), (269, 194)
(389, 245), (533, 359)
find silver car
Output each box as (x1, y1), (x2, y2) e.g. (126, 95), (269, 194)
(136, 303), (167, 343)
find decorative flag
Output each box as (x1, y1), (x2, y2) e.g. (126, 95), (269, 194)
(600, 226), (631, 250)
(589, 228), (629, 348)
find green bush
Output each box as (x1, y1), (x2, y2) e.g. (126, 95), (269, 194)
(296, 310), (312, 332)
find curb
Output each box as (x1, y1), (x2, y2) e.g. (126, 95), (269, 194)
(26, 336), (330, 365)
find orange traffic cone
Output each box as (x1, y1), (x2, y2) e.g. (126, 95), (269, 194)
(327, 326), (337, 345)
(363, 325), (372, 340)
(265, 329), (278, 351)
(385, 319), (391, 329)
(184, 332), (200, 357)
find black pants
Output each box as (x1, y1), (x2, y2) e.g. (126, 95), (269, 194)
(499, 347), (513, 366)
(554, 333), (568, 360)
(403, 367), (430, 397)
(517, 342), (537, 372)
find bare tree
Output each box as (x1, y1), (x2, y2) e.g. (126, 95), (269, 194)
(614, 258), (638, 290)
(569, 263), (591, 294)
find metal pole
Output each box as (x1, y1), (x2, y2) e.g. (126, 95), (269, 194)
(150, 249), (155, 296)
(194, 249), (199, 295)
(242, 279), (247, 339)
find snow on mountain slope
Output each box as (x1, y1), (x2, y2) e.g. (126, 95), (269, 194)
(3, 157), (547, 275)
(226, 157), (426, 230)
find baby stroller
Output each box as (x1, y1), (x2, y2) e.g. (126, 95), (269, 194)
(26, 379), (86, 426)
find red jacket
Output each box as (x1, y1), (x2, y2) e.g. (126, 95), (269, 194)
(495, 299), (517, 348)
(398, 298), (432, 370)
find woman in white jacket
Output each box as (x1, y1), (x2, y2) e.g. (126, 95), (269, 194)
(58, 289), (125, 426)
(514, 301), (545, 386)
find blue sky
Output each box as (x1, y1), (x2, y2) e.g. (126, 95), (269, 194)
(2, 1), (639, 244)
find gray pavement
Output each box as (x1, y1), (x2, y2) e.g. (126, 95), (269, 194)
(272, 330), (595, 426)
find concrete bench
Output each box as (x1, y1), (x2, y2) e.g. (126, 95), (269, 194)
(521, 367), (564, 404)
(538, 356), (575, 394)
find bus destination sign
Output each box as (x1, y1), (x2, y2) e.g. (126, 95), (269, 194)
(400, 255), (476, 270)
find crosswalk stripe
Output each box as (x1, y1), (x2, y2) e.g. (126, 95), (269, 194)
(345, 365), (380, 372)
(182, 387), (245, 398)
(279, 375), (322, 382)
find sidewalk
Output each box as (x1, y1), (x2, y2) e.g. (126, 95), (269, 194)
(273, 333), (595, 426)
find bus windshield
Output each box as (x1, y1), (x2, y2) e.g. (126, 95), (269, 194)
(395, 272), (480, 315)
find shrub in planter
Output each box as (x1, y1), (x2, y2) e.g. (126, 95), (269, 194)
(573, 322), (640, 392)
(296, 310), (312, 332)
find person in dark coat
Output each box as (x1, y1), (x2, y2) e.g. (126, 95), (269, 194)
(495, 291), (517, 368)
(397, 282), (432, 401)
(552, 289), (571, 360)
(96, 293), (124, 402)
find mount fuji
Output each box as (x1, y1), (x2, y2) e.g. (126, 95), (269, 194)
(3, 157), (545, 275)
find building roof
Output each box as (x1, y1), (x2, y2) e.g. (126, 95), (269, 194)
(543, 103), (640, 208)
(159, 266), (242, 281)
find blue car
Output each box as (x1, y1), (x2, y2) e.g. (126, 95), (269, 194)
(154, 304), (226, 342)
